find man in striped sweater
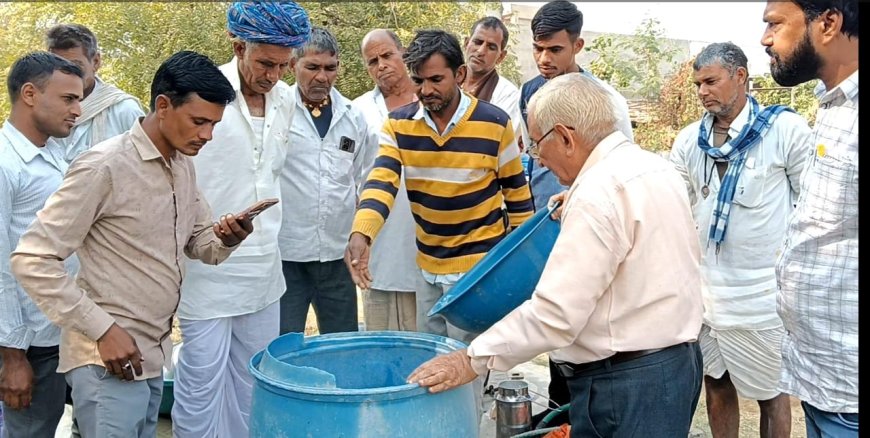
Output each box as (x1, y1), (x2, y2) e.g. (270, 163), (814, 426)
(345, 29), (533, 347)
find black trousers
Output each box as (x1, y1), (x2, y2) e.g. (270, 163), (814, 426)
(530, 358), (573, 428)
(566, 342), (703, 438)
(0, 346), (66, 438)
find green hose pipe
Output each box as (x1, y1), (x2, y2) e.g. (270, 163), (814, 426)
(537, 403), (571, 429)
(511, 426), (561, 437)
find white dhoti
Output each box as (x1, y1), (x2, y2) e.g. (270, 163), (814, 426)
(172, 301), (279, 438)
(699, 324), (784, 401)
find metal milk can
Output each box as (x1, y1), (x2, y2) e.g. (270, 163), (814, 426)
(495, 378), (533, 437)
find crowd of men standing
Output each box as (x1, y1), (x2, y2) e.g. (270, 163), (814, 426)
(0, 0), (858, 437)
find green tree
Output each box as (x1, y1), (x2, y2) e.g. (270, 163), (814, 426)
(497, 19), (524, 87)
(586, 18), (680, 100)
(0, 2), (516, 119)
(635, 60), (704, 152)
(0, 2), (231, 119)
(583, 18), (687, 151)
(586, 35), (630, 89)
(301, 1), (509, 99)
(750, 73), (819, 126)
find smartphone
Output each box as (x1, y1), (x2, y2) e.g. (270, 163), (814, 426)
(238, 198), (279, 220)
(339, 136), (356, 153)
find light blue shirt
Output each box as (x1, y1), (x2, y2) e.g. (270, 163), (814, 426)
(279, 85), (379, 262)
(0, 121), (76, 349)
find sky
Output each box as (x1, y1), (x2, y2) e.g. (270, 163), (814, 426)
(504, 2), (773, 75)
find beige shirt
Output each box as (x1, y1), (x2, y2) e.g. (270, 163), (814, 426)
(11, 119), (235, 380)
(467, 132), (703, 374)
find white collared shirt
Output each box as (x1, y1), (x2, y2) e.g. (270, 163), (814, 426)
(776, 70), (859, 413)
(468, 132), (703, 373)
(490, 74), (525, 146)
(352, 87), (419, 292)
(278, 85), (378, 262)
(418, 89), (472, 137)
(670, 100), (812, 330)
(1, 121), (75, 348)
(178, 58), (294, 319)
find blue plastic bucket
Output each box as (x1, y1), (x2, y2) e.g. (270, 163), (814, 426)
(249, 331), (478, 437)
(428, 205), (561, 333)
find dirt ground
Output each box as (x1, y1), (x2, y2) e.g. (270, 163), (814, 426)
(690, 389), (807, 437)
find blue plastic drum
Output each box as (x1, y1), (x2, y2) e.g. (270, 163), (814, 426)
(249, 331), (478, 437)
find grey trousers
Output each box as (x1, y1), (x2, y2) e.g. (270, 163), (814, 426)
(415, 276), (477, 345)
(0, 345), (66, 438)
(66, 365), (162, 438)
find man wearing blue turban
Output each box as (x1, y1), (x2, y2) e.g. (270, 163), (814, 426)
(171, 3), (310, 437)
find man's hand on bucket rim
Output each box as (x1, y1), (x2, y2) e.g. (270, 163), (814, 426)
(407, 349), (478, 393)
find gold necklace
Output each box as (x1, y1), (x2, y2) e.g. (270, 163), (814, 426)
(304, 96), (329, 118)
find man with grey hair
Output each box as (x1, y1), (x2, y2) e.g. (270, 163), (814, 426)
(669, 42), (811, 438)
(352, 29), (420, 332)
(409, 72), (704, 438)
(171, 3), (310, 437)
(279, 26), (377, 335)
(46, 23), (144, 163)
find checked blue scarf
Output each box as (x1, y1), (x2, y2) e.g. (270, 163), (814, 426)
(697, 95), (794, 251)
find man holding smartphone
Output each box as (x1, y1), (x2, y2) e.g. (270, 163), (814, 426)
(11, 50), (251, 438)
(171, 3), (310, 438)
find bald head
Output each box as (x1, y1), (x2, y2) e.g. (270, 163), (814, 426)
(360, 29), (408, 92)
(361, 29), (403, 54)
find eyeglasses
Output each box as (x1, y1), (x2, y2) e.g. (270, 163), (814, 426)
(527, 126), (574, 159)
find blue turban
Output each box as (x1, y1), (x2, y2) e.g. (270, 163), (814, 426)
(227, 2), (311, 48)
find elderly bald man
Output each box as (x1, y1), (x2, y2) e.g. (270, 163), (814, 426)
(352, 29), (421, 333)
(409, 73), (704, 438)
(170, 2), (310, 437)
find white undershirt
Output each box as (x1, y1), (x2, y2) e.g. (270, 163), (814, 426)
(251, 116), (265, 160)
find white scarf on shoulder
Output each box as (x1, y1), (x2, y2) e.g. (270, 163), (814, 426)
(77, 78), (142, 143)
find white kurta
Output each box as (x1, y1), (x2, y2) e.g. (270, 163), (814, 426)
(669, 102), (812, 330)
(177, 57), (292, 319)
(172, 58), (294, 438)
(352, 87), (419, 292)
